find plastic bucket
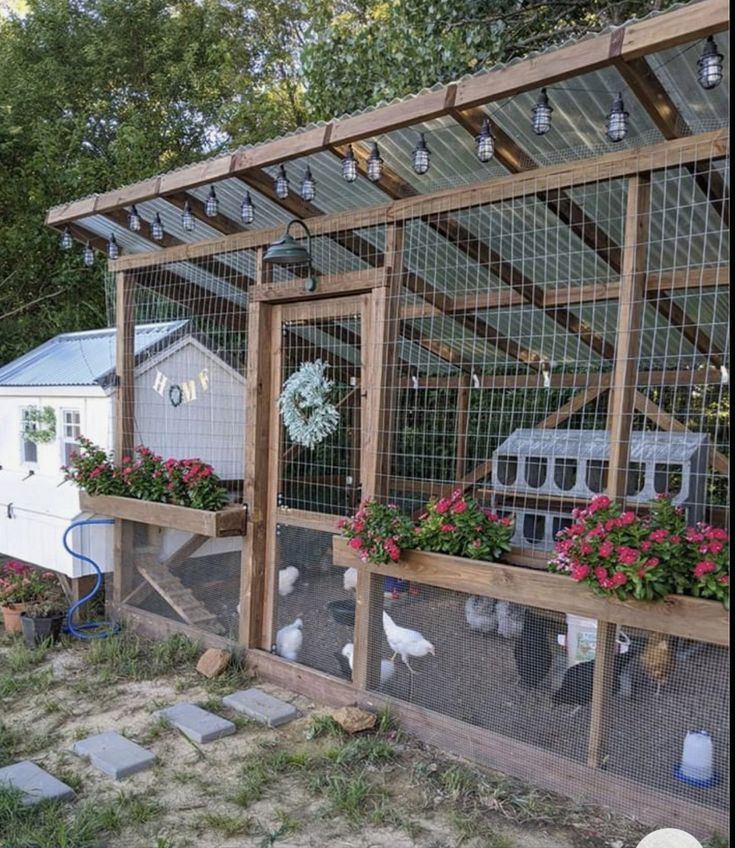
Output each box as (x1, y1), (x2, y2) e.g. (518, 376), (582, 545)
(557, 614), (630, 668)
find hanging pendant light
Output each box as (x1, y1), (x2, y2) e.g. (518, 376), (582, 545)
(205, 186), (219, 217)
(151, 213), (164, 242)
(83, 241), (95, 266)
(475, 117), (495, 162)
(275, 165), (289, 199)
(181, 200), (195, 232)
(532, 88), (553, 135)
(240, 191), (255, 225)
(127, 204), (142, 232)
(698, 36), (724, 90)
(60, 227), (73, 250)
(412, 133), (430, 174)
(342, 146), (358, 182)
(107, 234), (119, 260)
(300, 166), (316, 201)
(605, 93), (629, 143)
(367, 143), (383, 182)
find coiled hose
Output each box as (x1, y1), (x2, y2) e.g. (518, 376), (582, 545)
(62, 517), (120, 639)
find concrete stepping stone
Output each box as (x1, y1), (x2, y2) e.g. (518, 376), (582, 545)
(155, 703), (235, 744)
(0, 761), (75, 805)
(72, 732), (156, 779)
(223, 687), (299, 728)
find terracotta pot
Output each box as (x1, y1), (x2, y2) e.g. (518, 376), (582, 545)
(1, 602), (29, 634)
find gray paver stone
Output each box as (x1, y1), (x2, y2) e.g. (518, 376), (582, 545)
(0, 761), (75, 805)
(223, 687), (299, 727)
(72, 731), (156, 779)
(155, 703), (235, 743)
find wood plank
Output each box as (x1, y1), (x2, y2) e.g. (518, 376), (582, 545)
(587, 621), (618, 768)
(455, 378), (470, 479)
(107, 130), (729, 271)
(536, 382), (608, 429)
(250, 269), (381, 303)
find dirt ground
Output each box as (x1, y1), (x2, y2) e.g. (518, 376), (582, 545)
(0, 629), (725, 848)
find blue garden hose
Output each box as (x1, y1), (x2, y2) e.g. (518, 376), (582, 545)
(62, 518), (120, 639)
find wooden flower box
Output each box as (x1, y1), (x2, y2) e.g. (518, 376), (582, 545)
(80, 492), (247, 538)
(331, 536), (729, 646)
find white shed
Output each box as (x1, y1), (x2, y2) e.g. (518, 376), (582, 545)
(0, 321), (246, 588)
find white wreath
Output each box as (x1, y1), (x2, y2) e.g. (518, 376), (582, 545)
(278, 360), (340, 449)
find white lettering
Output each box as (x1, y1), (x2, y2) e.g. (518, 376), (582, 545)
(199, 368), (210, 392)
(152, 370), (168, 396)
(181, 380), (197, 403)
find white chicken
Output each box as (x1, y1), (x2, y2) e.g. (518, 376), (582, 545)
(382, 611), (434, 673)
(343, 567), (358, 592)
(464, 596), (497, 633)
(275, 617), (303, 661)
(340, 642), (395, 686)
(279, 566), (300, 597)
(496, 601), (524, 639)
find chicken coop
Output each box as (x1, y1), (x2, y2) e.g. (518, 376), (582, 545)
(45, 0), (729, 838)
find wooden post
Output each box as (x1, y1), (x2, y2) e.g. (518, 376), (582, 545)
(112, 271), (137, 608)
(238, 298), (275, 648)
(352, 223), (404, 689)
(455, 377), (471, 480)
(587, 174), (651, 769)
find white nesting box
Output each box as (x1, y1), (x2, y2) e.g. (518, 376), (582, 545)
(492, 429), (709, 549)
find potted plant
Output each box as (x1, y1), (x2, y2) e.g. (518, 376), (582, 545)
(20, 582), (67, 646)
(0, 561), (58, 634)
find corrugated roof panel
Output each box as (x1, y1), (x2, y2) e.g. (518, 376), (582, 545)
(0, 321), (187, 387)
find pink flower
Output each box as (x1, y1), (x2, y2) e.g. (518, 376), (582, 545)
(616, 546), (639, 566)
(611, 571), (628, 587)
(719, 575), (728, 585)
(440, 524), (456, 533)
(694, 560), (716, 579)
(594, 567), (608, 583)
(620, 511), (636, 525)
(349, 537), (363, 550)
(708, 542), (724, 555)
(646, 558), (660, 569)
(669, 535), (681, 545)
(649, 529), (669, 543)
(436, 499), (449, 515)
(640, 540), (652, 552)
(336, 518), (347, 529)
(589, 495), (611, 512)
(570, 564), (590, 581)
(472, 539), (482, 548)
(598, 540), (614, 559)
(453, 500), (467, 514)
(580, 542), (593, 556)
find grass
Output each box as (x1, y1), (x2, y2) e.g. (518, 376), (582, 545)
(311, 769), (389, 822)
(304, 713), (347, 740)
(83, 630), (201, 681)
(198, 811), (253, 837)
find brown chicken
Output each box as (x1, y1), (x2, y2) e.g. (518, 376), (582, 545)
(640, 633), (676, 696)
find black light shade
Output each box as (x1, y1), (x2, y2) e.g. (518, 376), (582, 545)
(275, 165), (289, 199)
(240, 191), (255, 225)
(151, 213), (164, 242)
(412, 133), (430, 174)
(181, 200), (195, 232)
(342, 146), (358, 182)
(475, 117), (495, 162)
(83, 241), (95, 266)
(107, 234), (119, 260)
(698, 36), (724, 89)
(605, 93), (629, 143)
(127, 204), (142, 232)
(205, 186), (219, 217)
(532, 88), (553, 135)
(264, 218), (318, 292)
(367, 143), (383, 182)
(301, 167), (316, 201)
(60, 227), (73, 250)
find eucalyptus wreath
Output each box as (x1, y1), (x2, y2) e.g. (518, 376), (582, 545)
(278, 360), (340, 449)
(23, 406), (57, 444)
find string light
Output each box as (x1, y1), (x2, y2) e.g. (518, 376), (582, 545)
(475, 117), (495, 162)
(605, 93), (629, 143)
(83, 241), (95, 266)
(532, 88), (553, 135)
(342, 146), (358, 182)
(151, 213), (164, 242)
(107, 234), (119, 260)
(412, 133), (430, 174)
(275, 165), (289, 199)
(698, 36), (724, 89)
(205, 186), (219, 217)
(300, 166), (316, 201)
(60, 227), (73, 250)
(240, 191), (255, 225)
(181, 200), (195, 232)
(127, 204), (142, 232)
(367, 143), (383, 182)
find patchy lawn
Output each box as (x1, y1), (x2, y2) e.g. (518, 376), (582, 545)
(0, 630), (725, 848)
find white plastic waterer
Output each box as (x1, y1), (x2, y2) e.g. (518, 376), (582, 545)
(675, 730), (717, 787)
(557, 614), (630, 668)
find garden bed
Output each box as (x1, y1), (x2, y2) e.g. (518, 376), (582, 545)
(80, 492), (247, 537)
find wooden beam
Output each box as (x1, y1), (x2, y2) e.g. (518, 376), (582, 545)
(47, 0), (729, 228)
(163, 190), (243, 236)
(108, 130), (729, 271)
(536, 382), (608, 429)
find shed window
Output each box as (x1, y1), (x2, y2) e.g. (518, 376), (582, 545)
(20, 408), (38, 464)
(61, 409), (81, 465)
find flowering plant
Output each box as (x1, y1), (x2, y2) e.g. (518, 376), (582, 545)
(415, 488), (514, 561)
(63, 439), (229, 511)
(549, 495), (729, 608)
(0, 560), (58, 606)
(338, 500), (416, 565)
